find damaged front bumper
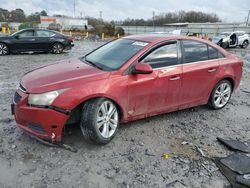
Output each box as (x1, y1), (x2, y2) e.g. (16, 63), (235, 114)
(12, 90), (70, 143)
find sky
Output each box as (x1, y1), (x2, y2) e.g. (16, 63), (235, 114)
(0, 0), (249, 22)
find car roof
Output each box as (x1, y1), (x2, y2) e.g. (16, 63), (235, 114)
(123, 34), (203, 43)
(19, 28), (55, 32)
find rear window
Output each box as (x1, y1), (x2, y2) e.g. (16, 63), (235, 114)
(36, 30), (55, 37)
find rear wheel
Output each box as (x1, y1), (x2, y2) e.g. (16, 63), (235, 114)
(209, 80), (232, 109)
(0, 43), (9, 55)
(241, 40), (249, 49)
(51, 43), (64, 54)
(80, 98), (119, 144)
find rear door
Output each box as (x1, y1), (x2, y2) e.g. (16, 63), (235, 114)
(179, 40), (223, 109)
(34, 30), (55, 51)
(127, 41), (182, 119)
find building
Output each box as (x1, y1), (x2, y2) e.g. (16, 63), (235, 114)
(121, 22), (250, 36)
(163, 22), (250, 36)
(40, 16), (88, 30)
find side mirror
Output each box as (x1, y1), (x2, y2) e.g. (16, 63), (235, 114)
(14, 35), (19, 39)
(132, 63), (153, 74)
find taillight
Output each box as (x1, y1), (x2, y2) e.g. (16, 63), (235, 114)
(67, 37), (73, 43)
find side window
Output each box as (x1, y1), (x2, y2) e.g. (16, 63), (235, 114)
(208, 45), (225, 59)
(208, 46), (218, 59)
(218, 51), (225, 58)
(18, 30), (35, 38)
(141, 42), (178, 69)
(36, 30), (51, 37)
(182, 40), (208, 63)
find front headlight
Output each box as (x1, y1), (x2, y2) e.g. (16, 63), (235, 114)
(28, 89), (66, 106)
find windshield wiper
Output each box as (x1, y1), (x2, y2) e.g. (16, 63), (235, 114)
(83, 57), (103, 70)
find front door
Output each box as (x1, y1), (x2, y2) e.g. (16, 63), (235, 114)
(127, 41), (182, 120)
(12, 30), (36, 51)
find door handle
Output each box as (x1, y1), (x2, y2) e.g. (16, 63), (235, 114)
(29, 38), (35, 41)
(208, 68), (217, 73)
(169, 76), (180, 81)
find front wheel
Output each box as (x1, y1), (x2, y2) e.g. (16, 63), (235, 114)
(220, 42), (228, 49)
(0, 43), (9, 55)
(208, 80), (232, 109)
(241, 40), (249, 49)
(80, 98), (119, 144)
(51, 43), (64, 54)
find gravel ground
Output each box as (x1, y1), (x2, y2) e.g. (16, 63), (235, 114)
(0, 41), (250, 188)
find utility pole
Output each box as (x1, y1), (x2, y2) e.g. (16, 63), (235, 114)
(246, 10), (250, 26)
(99, 11), (103, 20)
(153, 11), (155, 31)
(73, 0), (76, 18)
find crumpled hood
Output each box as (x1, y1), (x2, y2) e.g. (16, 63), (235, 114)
(21, 58), (109, 93)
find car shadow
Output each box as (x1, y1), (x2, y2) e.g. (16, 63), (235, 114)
(7, 51), (69, 56)
(61, 105), (210, 150)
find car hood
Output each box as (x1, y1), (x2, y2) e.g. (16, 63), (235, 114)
(21, 58), (110, 93)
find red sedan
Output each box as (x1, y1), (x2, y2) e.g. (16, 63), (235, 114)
(12, 35), (243, 144)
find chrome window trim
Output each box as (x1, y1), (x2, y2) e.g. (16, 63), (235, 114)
(152, 57), (226, 70)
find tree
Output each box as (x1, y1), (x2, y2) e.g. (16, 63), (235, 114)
(18, 22), (37, 30)
(102, 23), (115, 36)
(122, 11), (221, 26)
(115, 27), (125, 36)
(0, 8), (9, 22)
(40, 10), (47, 16)
(9, 8), (26, 22)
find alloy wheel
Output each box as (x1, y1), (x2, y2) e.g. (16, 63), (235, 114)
(0, 43), (8, 55)
(221, 42), (228, 49)
(97, 101), (118, 138)
(213, 82), (231, 108)
(242, 41), (249, 49)
(52, 43), (63, 54)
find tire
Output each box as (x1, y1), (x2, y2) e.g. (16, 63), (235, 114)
(0, 43), (9, 55)
(220, 42), (228, 49)
(51, 43), (64, 54)
(208, 80), (232, 109)
(80, 98), (119, 144)
(241, 40), (249, 49)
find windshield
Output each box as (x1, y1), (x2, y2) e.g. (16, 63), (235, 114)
(83, 39), (148, 71)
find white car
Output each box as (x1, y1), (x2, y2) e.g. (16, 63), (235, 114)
(212, 31), (249, 49)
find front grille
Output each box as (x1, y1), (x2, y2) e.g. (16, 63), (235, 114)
(13, 92), (22, 104)
(27, 123), (46, 134)
(19, 84), (27, 93)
